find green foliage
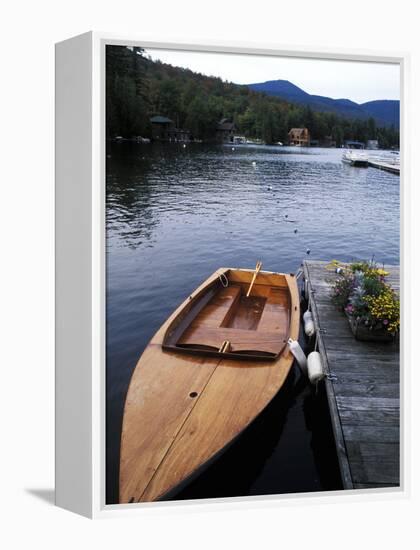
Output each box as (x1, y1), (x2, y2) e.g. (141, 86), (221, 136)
(363, 276), (386, 297)
(106, 46), (150, 137)
(331, 271), (355, 309)
(350, 260), (390, 281)
(350, 261), (372, 273)
(106, 46), (400, 147)
(348, 284), (370, 318)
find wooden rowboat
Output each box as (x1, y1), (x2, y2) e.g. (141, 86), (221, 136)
(119, 267), (300, 503)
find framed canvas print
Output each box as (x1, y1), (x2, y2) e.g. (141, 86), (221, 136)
(55, 32), (408, 518)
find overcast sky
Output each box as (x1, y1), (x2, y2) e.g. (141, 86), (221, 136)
(144, 48), (400, 105)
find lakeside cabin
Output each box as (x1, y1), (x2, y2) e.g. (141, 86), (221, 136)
(150, 115), (190, 142)
(288, 128), (310, 146)
(216, 118), (236, 143)
(367, 139), (379, 150)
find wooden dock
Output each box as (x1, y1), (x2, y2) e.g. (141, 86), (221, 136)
(303, 260), (400, 490)
(368, 159), (400, 175)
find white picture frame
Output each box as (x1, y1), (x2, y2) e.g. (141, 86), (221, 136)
(55, 31), (409, 519)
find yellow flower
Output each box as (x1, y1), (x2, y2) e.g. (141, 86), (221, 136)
(365, 289), (400, 332)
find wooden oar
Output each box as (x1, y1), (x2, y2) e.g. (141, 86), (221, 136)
(246, 261), (262, 297)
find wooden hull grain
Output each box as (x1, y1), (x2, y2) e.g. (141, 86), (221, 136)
(119, 268), (300, 503)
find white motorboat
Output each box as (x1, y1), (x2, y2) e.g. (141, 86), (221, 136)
(342, 150), (369, 167)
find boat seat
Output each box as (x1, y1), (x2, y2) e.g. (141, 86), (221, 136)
(176, 284), (289, 356)
(177, 325), (285, 355)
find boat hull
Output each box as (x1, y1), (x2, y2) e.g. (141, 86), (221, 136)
(119, 267), (300, 503)
(342, 153), (369, 167)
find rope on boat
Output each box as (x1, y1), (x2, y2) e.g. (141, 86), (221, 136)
(314, 325), (337, 383)
(295, 268), (304, 281)
(218, 273), (229, 287)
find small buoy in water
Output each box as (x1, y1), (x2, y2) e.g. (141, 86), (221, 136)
(294, 228), (298, 234)
(183, 144), (186, 148)
(285, 214), (288, 219)
(267, 186), (272, 190)
(303, 310), (315, 337)
(232, 147), (235, 151)
(307, 351), (325, 385)
(252, 161), (256, 166)
(306, 248), (311, 255)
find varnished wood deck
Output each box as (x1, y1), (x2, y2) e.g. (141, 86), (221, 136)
(303, 260), (400, 490)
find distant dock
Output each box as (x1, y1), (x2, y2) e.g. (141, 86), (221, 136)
(303, 260), (400, 490)
(368, 158), (400, 175)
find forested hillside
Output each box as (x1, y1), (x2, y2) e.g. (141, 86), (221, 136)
(106, 46), (399, 148)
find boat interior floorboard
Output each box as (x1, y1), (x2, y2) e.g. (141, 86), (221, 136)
(177, 283), (290, 355)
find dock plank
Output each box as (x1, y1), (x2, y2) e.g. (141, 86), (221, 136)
(303, 260), (400, 490)
(345, 441), (400, 485)
(368, 159), (400, 175)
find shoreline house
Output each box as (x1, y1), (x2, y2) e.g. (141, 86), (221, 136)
(150, 115), (191, 142)
(367, 139), (379, 150)
(288, 127), (310, 146)
(216, 118), (236, 143)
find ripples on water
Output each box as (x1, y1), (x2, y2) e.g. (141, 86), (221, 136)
(106, 143), (399, 503)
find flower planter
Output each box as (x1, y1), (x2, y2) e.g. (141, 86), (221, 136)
(330, 261), (400, 344)
(344, 311), (397, 343)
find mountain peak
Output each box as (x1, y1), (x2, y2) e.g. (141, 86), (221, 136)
(246, 80), (399, 127)
(248, 79), (309, 99)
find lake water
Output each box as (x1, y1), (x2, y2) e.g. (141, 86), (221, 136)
(106, 143), (399, 504)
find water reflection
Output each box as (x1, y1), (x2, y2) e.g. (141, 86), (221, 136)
(106, 143), (399, 504)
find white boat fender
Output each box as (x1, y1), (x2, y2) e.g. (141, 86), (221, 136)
(287, 338), (307, 376)
(303, 310), (315, 337)
(307, 351), (325, 385)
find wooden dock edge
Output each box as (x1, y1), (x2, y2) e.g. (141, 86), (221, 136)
(303, 261), (354, 490)
(368, 159), (400, 175)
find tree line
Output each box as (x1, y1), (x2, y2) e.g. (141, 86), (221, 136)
(106, 46), (399, 148)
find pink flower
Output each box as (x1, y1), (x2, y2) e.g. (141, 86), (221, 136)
(383, 319), (389, 325)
